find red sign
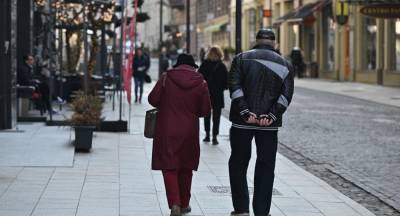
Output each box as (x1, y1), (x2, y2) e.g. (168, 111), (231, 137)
(303, 15), (316, 26)
(263, 9), (272, 18)
(360, 4), (400, 19)
(123, 0), (139, 105)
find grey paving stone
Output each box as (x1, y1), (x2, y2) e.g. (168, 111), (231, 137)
(0, 75), (379, 216)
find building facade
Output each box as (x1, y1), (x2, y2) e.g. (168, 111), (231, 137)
(271, 0), (400, 87)
(230, 0), (265, 51)
(0, 0), (29, 130)
(196, 0), (231, 56)
(137, 0), (172, 52)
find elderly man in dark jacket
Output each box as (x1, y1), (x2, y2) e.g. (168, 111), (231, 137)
(228, 29), (294, 216)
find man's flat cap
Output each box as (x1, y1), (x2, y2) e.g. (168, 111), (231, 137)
(256, 28), (275, 41)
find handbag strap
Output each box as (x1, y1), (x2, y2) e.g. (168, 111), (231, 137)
(162, 73), (167, 87)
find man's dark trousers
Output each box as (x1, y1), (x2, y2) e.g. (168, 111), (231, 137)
(229, 127), (278, 216)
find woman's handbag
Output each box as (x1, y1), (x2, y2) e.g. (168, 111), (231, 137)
(144, 74), (167, 139)
(144, 108), (158, 138)
(144, 74), (152, 83)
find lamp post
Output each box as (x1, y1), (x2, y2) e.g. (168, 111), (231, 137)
(235, 0), (242, 54)
(83, 1), (89, 94)
(160, 0), (164, 47)
(186, 0), (190, 53)
(118, 0), (125, 121)
(159, 0), (163, 78)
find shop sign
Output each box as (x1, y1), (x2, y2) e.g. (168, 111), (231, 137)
(263, 9), (272, 18)
(304, 15), (316, 26)
(336, 1), (349, 25)
(360, 4), (400, 19)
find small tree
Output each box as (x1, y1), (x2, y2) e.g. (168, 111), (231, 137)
(69, 92), (103, 127)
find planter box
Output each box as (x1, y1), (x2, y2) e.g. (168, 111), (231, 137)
(99, 120), (128, 132)
(74, 126), (95, 152)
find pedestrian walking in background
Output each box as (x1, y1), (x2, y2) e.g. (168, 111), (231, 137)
(159, 46), (170, 78)
(228, 29), (294, 216)
(199, 47), (206, 63)
(148, 54), (211, 216)
(198, 46), (228, 145)
(290, 47), (305, 78)
(132, 48), (150, 103)
(37, 52), (55, 114)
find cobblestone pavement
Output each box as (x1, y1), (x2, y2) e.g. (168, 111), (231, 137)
(276, 87), (400, 215)
(222, 84), (400, 216)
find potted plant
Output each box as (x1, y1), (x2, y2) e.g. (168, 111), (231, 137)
(69, 92), (103, 151)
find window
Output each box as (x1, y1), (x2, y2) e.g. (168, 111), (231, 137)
(258, 6), (264, 29)
(365, 17), (377, 70)
(390, 19), (400, 72)
(249, 9), (256, 44)
(323, 5), (335, 72)
(327, 18), (335, 71)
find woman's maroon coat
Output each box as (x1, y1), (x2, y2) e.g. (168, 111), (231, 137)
(148, 65), (211, 171)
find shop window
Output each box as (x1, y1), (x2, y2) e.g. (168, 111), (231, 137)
(258, 6), (264, 29)
(249, 9), (257, 44)
(365, 17), (377, 70)
(323, 6), (335, 71)
(292, 24), (300, 48)
(326, 17), (335, 71)
(390, 19), (400, 72)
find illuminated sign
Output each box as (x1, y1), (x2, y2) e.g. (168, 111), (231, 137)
(336, 1), (349, 25)
(360, 4), (400, 19)
(263, 9), (272, 18)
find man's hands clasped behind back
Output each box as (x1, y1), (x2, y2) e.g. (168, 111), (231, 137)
(244, 112), (274, 126)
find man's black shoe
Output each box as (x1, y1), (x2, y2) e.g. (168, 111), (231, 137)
(230, 211), (249, 216)
(203, 136), (210, 142)
(212, 138), (219, 145)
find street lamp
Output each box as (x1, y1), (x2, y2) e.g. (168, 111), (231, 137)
(186, 0), (190, 53)
(236, 0), (242, 54)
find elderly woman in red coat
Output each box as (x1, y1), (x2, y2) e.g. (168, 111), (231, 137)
(148, 54), (211, 216)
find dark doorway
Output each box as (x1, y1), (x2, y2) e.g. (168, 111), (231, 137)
(0, 0), (17, 130)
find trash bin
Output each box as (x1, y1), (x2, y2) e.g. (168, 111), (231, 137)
(310, 62), (319, 78)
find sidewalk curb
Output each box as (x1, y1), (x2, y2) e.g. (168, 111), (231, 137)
(294, 79), (400, 109)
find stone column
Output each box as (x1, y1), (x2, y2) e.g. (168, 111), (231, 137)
(0, 0), (18, 129)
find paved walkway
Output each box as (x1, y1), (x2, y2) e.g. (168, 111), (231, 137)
(0, 123), (73, 167)
(295, 78), (400, 108)
(0, 80), (376, 216)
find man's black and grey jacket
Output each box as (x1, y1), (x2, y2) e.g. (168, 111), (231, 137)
(228, 44), (294, 130)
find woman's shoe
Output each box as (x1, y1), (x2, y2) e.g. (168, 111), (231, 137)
(170, 205), (181, 216)
(181, 205), (191, 214)
(212, 137), (219, 145)
(230, 211), (250, 216)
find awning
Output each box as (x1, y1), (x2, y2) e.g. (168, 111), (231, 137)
(273, 10), (298, 26)
(204, 22), (228, 32)
(273, 0), (331, 26)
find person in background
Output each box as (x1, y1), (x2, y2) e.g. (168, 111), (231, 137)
(17, 54), (55, 115)
(223, 48), (232, 70)
(199, 47), (206, 63)
(149, 54), (211, 216)
(132, 48), (150, 103)
(159, 46), (170, 78)
(228, 29), (294, 216)
(198, 46), (228, 145)
(290, 47), (305, 78)
(37, 53), (55, 114)
(18, 54), (37, 87)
